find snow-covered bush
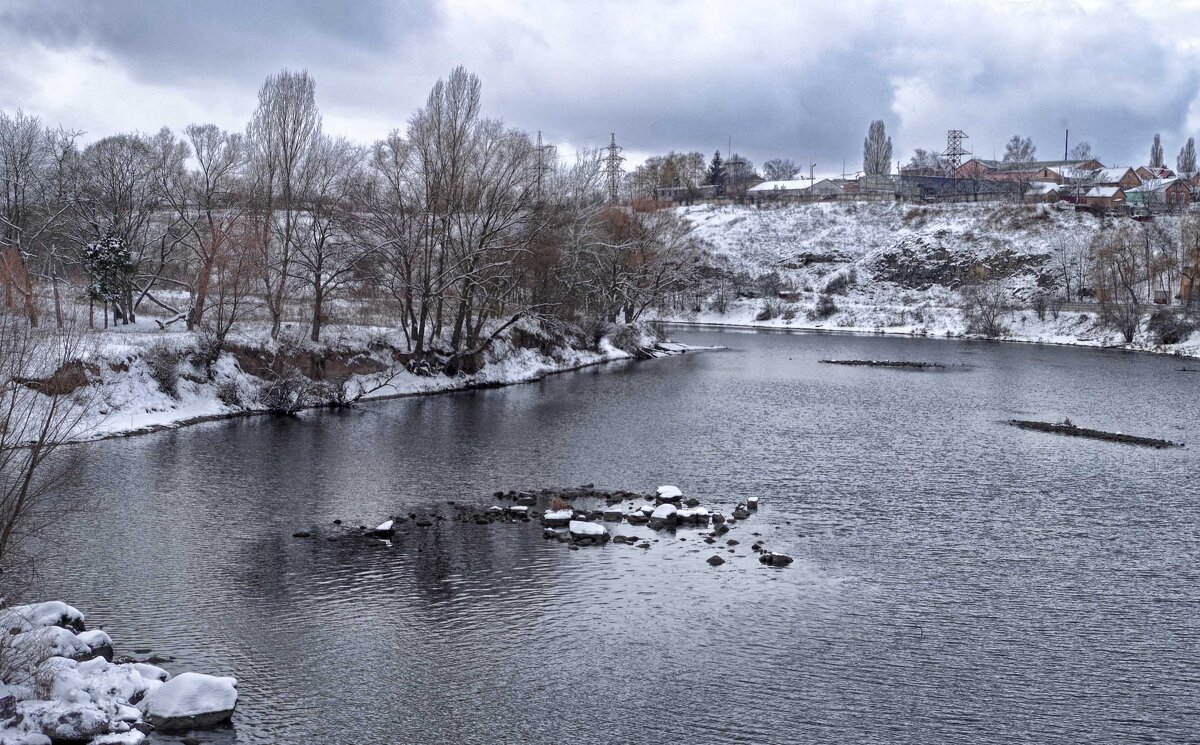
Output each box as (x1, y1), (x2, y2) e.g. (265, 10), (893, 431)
(1147, 310), (1195, 345)
(755, 298), (785, 321)
(807, 294), (838, 320)
(144, 343), (180, 399)
(960, 282), (1013, 338)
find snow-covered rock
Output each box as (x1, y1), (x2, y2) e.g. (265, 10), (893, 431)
(11, 626), (93, 664)
(139, 672), (238, 731)
(76, 629), (114, 661)
(747, 496), (760, 509)
(567, 520), (609, 542)
(655, 485), (683, 503)
(759, 552), (794, 567)
(676, 506), (711, 525)
(0, 601), (85, 633)
(368, 519), (395, 538)
(541, 509), (573, 527)
(649, 503), (678, 529)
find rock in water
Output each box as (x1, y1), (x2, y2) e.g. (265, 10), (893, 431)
(648, 503), (678, 530)
(368, 520), (395, 538)
(139, 672), (238, 731)
(706, 555), (726, 566)
(759, 552), (794, 567)
(655, 485), (683, 503)
(747, 496), (760, 509)
(541, 509), (573, 527)
(568, 520), (609, 543)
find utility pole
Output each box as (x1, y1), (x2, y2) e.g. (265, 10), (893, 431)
(603, 132), (624, 203)
(1064, 129), (1069, 161)
(534, 130), (556, 203)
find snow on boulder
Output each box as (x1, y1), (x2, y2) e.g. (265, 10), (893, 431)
(77, 629), (114, 661)
(0, 601), (86, 633)
(368, 520), (395, 538)
(649, 503), (678, 529)
(567, 520), (609, 542)
(18, 700), (111, 742)
(11, 625), (92, 664)
(655, 485), (683, 503)
(541, 509), (573, 527)
(139, 672), (238, 731)
(676, 507), (711, 525)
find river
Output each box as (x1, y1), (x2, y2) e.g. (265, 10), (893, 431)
(40, 329), (1199, 744)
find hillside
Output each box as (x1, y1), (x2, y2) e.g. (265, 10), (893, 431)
(669, 201), (1199, 357)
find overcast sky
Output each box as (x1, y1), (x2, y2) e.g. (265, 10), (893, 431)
(1, 0), (1199, 175)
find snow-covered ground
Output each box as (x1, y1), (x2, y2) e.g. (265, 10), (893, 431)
(662, 201), (1200, 358)
(51, 320), (664, 443)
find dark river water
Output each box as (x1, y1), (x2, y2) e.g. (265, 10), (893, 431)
(39, 329), (1199, 744)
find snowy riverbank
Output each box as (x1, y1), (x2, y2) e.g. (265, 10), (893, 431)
(0, 602), (237, 744)
(44, 320), (692, 444)
(658, 299), (1200, 359)
(671, 201), (1200, 359)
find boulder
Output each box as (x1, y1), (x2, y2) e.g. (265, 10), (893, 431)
(541, 509), (573, 527)
(602, 506), (624, 521)
(0, 601), (86, 634)
(706, 555), (726, 567)
(139, 672), (238, 731)
(655, 485), (683, 504)
(368, 520), (395, 538)
(747, 496), (760, 509)
(732, 506), (751, 520)
(711, 512), (726, 525)
(568, 520), (609, 543)
(759, 552), (794, 567)
(676, 507), (711, 525)
(77, 629), (115, 662)
(648, 503), (678, 530)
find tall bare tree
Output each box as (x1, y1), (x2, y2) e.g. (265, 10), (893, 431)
(862, 120), (892, 176)
(1177, 137), (1196, 180)
(1149, 133), (1164, 168)
(247, 69), (322, 339)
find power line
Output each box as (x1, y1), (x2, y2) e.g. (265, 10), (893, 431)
(534, 130), (556, 202)
(603, 132), (625, 203)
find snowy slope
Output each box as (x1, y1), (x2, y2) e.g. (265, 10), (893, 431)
(669, 202), (1199, 357)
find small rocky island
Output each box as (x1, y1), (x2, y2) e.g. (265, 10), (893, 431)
(294, 483), (794, 568)
(1008, 419), (1185, 449)
(820, 359), (946, 370)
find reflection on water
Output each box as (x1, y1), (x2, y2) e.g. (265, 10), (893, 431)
(41, 330), (1199, 744)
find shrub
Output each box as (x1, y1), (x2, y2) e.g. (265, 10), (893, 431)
(781, 307), (796, 321)
(960, 282), (1012, 338)
(216, 380), (241, 407)
(1098, 302), (1143, 344)
(807, 293), (838, 320)
(144, 343), (180, 398)
(755, 298), (785, 321)
(1147, 310), (1196, 345)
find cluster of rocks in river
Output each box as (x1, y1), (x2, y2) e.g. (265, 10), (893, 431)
(297, 484), (795, 569)
(0, 601), (237, 744)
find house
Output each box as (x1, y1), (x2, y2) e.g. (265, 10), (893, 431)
(748, 178), (845, 200)
(1081, 185), (1126, 210)
(1023, 182), (1061, 202)
(956, 158), (1103, 181)
(1125, 178), (1193, 210)
(1090, 166), (1142, 189)
(748, 179), (810, 196)
(1136, 165), (1176, 181)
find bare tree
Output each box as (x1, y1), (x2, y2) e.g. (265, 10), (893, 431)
(1089, 222), (1147, 342)
(158, 123), (248, 330)
(247, 69), (322, 339)
(291, 135), (370, 342)
(762, 158), (800, 181)
(1068, 141), (1093, 160)
(862, 120), (892, 176)
(0, 312), (96, 591)
(1002, 135), (1037, 164)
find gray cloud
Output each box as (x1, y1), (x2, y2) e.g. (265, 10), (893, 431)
(0, 0), (1197, 169)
